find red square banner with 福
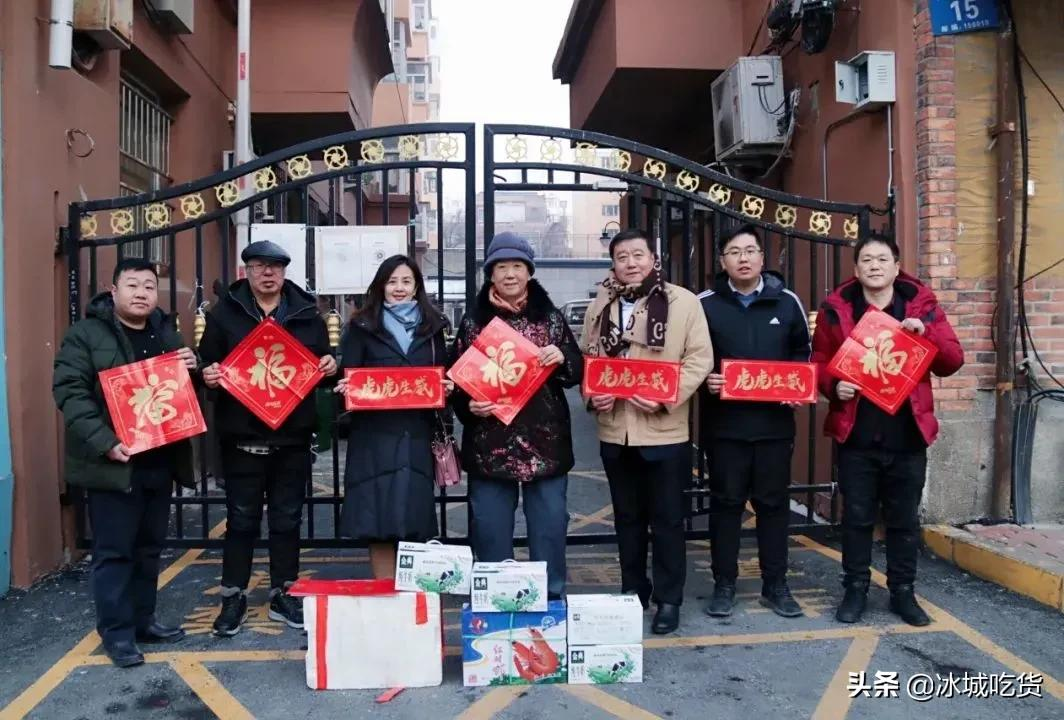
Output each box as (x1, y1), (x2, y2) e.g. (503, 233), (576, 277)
(826, 308), (938, 415)
(99, 351), (207, 454)
(344, 367), (445, 411)
(218, 318), (325, 430)
(582, 357), (681, 404)
(447, 317), (555, 426)
(719, 360), (818, 404)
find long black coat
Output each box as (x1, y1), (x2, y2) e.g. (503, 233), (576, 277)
(338, 308), (448, 541)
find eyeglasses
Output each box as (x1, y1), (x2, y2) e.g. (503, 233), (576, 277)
(721, 246), (763, 260)
(247, 261), (284, 274)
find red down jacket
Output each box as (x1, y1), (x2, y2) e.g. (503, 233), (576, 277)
(810, 271), (964, 447)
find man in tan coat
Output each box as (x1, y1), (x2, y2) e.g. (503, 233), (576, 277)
(581, 229), (713, 634)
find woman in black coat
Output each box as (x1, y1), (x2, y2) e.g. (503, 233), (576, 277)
(336, 255), (450, 579)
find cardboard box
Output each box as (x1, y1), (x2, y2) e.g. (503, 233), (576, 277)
(461, 601), (567, 686)
(290, 579), (442, 690)
(568, 644), (644, 684)
(470, 560), (548, 612)
(567, 594), (644, 646)
(394, 540), (473, 595)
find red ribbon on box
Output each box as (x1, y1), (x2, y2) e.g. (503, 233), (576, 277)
(217, 318), (324, 430)
(288, 578), (429, 691)
(582, 356), (681, 404)
(719, 359), (818, 404)
(826, 308), (938, 415)
(344, 367), (445, 411)
(447, 317), (556, 426)
(98, 351), (206, 454)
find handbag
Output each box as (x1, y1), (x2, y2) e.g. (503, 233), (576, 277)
(430, 338), (461, 488)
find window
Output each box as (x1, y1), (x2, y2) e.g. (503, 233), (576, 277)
(407, 61), (430, 102)
(385, 20), (408, 83)
(119, 77), (172, 264)
(413, 0), (427, 30)
(601, 205), (620, 217)
(424, 170), (438, 194)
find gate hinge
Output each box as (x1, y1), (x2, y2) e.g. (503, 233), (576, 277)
(55, 226), (69, 257)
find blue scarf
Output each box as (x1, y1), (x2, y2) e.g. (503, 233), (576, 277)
(382, 301), (420, 354)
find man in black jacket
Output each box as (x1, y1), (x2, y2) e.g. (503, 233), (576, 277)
(199, 241), (337, 636)
(53, 258), (196, 667)
(699, 224), (810, 619)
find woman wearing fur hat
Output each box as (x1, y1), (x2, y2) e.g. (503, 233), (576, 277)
(450, 232), (582, 599)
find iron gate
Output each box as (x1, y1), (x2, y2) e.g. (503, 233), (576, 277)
(66, 123), (888, 549)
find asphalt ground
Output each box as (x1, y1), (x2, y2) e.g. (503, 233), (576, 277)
(1, 391), (1062, 719)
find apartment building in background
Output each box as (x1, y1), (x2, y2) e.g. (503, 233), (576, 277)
(0, 0), (394, 591)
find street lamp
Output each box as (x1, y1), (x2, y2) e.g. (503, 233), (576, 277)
(599, 220), (622, 246)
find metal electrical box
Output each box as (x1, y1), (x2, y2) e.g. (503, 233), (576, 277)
(835, 51), (896, 111)
(711, 56), (787, 162)
(153, 0), (195, 34)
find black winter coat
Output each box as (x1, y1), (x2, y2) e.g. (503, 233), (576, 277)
(698, 271), (811, 442)
(450, 280), (582, 482)
(52, 293), (195, 492)
(197, 279), (331, 445)
(338, 308), (449, 541)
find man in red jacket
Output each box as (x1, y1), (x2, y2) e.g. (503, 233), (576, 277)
(811, 237), (963, 626)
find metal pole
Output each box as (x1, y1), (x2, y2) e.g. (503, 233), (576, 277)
(234, 0), (251, 259)
(991, 21), (1017, 521)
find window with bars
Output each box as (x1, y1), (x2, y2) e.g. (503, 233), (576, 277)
(119, 77), (172, 264)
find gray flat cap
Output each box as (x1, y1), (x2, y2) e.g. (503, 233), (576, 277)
(241, 240), (291, 266)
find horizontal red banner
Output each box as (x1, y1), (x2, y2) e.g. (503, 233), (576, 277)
(826, 308), (937, 415)
(720, 360), (818, 404)
(344, 367), (445, 410)
(99, 351), (206, 454)
(582, 356), (681, 404)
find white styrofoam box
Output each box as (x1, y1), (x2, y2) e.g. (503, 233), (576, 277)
(295, 579), (442, 690)
(470, 560), (548, 612)
(394, 540), (473, 595)
(568, 644), (644, 684)
(566, 594), (644, 646)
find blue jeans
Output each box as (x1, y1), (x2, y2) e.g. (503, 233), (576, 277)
(468, 474), (568, 597)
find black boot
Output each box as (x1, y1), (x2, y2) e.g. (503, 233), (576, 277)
(835, 581), (869, 624)
(760, 579), (803, 618)
(136, 621), (186, 644)
(651, 603), (680, 634)
(889, 584), (930, 626)
(704, 580), (736, 617)
(104, 640), (145, 668)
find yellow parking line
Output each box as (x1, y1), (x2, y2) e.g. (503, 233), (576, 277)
(455, 686), (526, 720)
(644, 624), (935, 651)
(564, 685), (663, 719)
(569, 504), (613, 532)
(171, 658), (256, 720)
(811, 635), (879, 720)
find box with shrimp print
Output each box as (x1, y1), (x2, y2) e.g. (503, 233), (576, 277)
(461, 601), (567, 686)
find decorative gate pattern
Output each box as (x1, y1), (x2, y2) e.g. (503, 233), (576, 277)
(66, 123), (888, 549)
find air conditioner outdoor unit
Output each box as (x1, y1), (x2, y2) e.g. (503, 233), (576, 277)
(73, 0), (133, 50)
(152, 0), (194, 35)
(710, 56), (787, 162)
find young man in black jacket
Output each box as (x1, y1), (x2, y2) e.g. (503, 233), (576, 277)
(699, 224), (810, 619)
(199, 241), (337, 636)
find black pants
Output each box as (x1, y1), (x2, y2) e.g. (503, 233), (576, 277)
(838, 447), (927, 588)
(601, 442), (689, 606)
(708, 439), (793, 585)
(87, 482), (171, 645)
(221, 445), (311, 591)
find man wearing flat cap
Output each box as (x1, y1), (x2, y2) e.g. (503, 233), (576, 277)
(199, 240), (338, 636)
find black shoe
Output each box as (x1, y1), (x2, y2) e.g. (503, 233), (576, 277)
(835, 582), (869, 624)
(651, 603), (680, 634)
(212, 593), (248, 637)
(269, 591), (304, 629)
(704, 581), (736, 617)
(623, 587), (651, 611)
(104, 640), (145, 668)
(889, 584), (931, 626)
(760, 580), (804, 618)
(136, 621), (186, 644)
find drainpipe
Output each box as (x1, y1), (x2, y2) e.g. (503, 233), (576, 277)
(234, 0), (251, 266)
(0, 55), (12, 594)
(48, 0), (74, 69)
(991, 20), (1017, 521)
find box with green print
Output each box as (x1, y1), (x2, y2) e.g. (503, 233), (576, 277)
(461, 601), (567, 687)
(470, 560), (548, 612)
(568, 644), (643, 684)
(393, 540), (473, 595)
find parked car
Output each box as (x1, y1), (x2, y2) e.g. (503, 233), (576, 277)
(562, 299), (592, 342)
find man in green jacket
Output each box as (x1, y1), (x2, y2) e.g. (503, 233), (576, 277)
(53, 258), (198, 668)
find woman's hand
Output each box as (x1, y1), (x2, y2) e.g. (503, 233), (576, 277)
(469, 399), (498, 418)
(334, 378), (348, 395)
(705, 373), (725, 395)
(202, 363), (223, 389)
(538, 344), (565, 367)
(443, 379), (455, 397)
